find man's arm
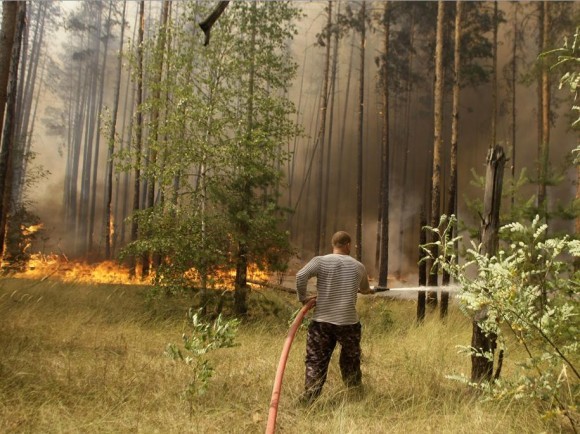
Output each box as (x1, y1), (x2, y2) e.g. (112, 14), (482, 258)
(358, 272), (374, 295)
(296, 257), (319, 303)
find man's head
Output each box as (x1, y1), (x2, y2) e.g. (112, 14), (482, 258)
(331, 231), (351, 254)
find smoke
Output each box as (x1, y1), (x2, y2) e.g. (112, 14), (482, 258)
(24, 1), (579, 273)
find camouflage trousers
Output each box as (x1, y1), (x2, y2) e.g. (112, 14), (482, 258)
(304, 321), (362, 399)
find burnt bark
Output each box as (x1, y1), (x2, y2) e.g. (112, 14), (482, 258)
(471, 145), (506, 383)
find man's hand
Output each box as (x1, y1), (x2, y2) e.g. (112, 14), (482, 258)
(302, 296), (317, 306)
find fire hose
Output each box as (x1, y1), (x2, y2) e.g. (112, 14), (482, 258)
(266, 297), (317, 434)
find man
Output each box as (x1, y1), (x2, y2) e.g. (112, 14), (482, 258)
(296, 231), (374, 404)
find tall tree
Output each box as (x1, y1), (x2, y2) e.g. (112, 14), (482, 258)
(471, 145), (506, 383)
(105, 1), (127, 259)
(0, 2), (26, 260)
(129, 1), (145, 277)
(356, 1), (367, 262)
(490, 0), (499, 147)
(314, 1), (333, 256)
(537, 1), (550, 215)
(88, 1), (114, 255)
(441, 0), (463, 318)
(142, 0), (171, 276)
(0, 1), (18, 133)
(427, 0), (445, 307)
(378, 1), (390, 289)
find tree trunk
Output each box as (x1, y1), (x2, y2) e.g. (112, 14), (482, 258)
(471, 145), (506, 383)
(78, 4), (103, 254)
(355, 1), (366, 262)
(441, 0), (463, 318)
(537, 1), (550, 216)
(427, 0), (445, 307)
(417, 207), (427, 323)
(0, 2), (26, 260)
(0, 1), (18, 133)
(105, 1), (127, 259)
(118, 9), (140, 249)
(88, 1), (113, 256)
(235, 1), (258, 316)
(490, 0), (498, 147)
(333, 32), (355, 233)
(314, 1), (332, 256)
(378, 2), (390, 289)
(130, 1), (145, 277)
(510, 4), (518, 211)
(397, 5), (416, 280)
(12, 3), (46, 206)
(142, 0), (171, 276)
(322, 0), (340, 251)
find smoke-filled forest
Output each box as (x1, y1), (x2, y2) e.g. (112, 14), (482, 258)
(1, 1), (580, 432)
(1, 0), (579, 299)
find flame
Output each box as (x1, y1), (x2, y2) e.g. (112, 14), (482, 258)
(15, 253), (271, 288)
(15, 253), (142, 285)
(22, 223), (44, 236)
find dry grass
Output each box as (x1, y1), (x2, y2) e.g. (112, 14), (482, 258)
(0, 278), (564, 433)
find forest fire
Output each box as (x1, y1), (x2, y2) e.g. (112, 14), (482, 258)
(14, 253), (142, 285)
(14, 253), (271, 288)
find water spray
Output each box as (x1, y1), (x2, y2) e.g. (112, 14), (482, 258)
(266, 297), (316, 434)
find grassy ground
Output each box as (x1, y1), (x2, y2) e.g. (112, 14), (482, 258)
(0, 278), (566, 433)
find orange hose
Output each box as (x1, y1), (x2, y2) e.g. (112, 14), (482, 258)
(266, 297), (316, 434)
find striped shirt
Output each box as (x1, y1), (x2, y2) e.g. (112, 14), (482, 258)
(296, 253), (371, 325)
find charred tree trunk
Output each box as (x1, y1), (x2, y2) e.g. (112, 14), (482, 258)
(441, 0), (463, 318)
(471, 145), (506, 383)
(0, 2), (26, 261)
(427, 0), (445, 307)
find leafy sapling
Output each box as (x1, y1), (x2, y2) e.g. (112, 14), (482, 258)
(166, 309), (239, 406)
(422, 215), (579, 429)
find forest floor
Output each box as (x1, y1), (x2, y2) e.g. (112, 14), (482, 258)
(0, 277), (570, 433)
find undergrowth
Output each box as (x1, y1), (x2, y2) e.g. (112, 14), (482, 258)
(0, 278), (570, 433)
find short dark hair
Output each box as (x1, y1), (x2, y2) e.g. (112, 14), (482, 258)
(332, 231), (351, 248)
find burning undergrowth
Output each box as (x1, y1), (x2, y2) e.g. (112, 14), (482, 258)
(11, 252), (271, 289)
